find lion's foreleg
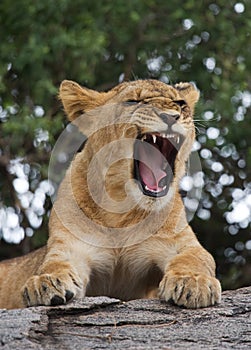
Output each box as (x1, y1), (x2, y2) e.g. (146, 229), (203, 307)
(158, 244), (221, 308)
(21, 235), (90, 307)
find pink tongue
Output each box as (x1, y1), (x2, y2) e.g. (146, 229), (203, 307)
(138, 143), (166, 191)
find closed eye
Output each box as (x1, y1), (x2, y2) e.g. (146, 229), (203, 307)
(174, 100), (187, 108)
(125, 99), (142, 104)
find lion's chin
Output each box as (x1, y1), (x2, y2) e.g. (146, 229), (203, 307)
(128, 180), (177, 212)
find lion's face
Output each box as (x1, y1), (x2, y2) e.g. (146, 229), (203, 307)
(59, 79), (199, 208)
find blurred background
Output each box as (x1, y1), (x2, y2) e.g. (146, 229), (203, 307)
(0, 0), (250, 290)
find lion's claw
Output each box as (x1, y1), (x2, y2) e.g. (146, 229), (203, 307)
(159, 271), (221, 308)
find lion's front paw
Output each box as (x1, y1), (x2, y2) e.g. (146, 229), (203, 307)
(22, 270), (83, 307)
(159, 271), (221, 308)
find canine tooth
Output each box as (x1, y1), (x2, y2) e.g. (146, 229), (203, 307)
(152, 135), (157, 143)
(173, 135), (180, 143)
(142, 135), (147, 141)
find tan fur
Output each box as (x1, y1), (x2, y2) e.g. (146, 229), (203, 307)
(0, 79), (221, 309)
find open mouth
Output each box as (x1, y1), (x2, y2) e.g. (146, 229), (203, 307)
(134, 132), (184, 197)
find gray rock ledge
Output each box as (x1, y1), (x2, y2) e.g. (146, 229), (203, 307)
(0, 287), (250, 349)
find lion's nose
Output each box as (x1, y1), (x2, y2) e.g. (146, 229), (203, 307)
(159, 112), (180, 126)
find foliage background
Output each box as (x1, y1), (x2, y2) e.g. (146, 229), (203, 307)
(0, 0), (250, 290)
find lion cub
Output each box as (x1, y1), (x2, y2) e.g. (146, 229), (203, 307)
(0, 79), (221, 309)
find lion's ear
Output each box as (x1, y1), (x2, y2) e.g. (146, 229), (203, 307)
(59, 80), (106, 121)
(174, 82), (200, 113)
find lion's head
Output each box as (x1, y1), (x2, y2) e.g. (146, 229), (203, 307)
(58, 79), (199, 227)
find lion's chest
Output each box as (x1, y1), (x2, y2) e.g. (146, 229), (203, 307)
(86, 249), (163, 300)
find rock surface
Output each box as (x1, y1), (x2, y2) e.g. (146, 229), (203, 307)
(0, 287), (250, 349)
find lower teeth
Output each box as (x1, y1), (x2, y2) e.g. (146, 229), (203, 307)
(145, 185), (167, 193)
